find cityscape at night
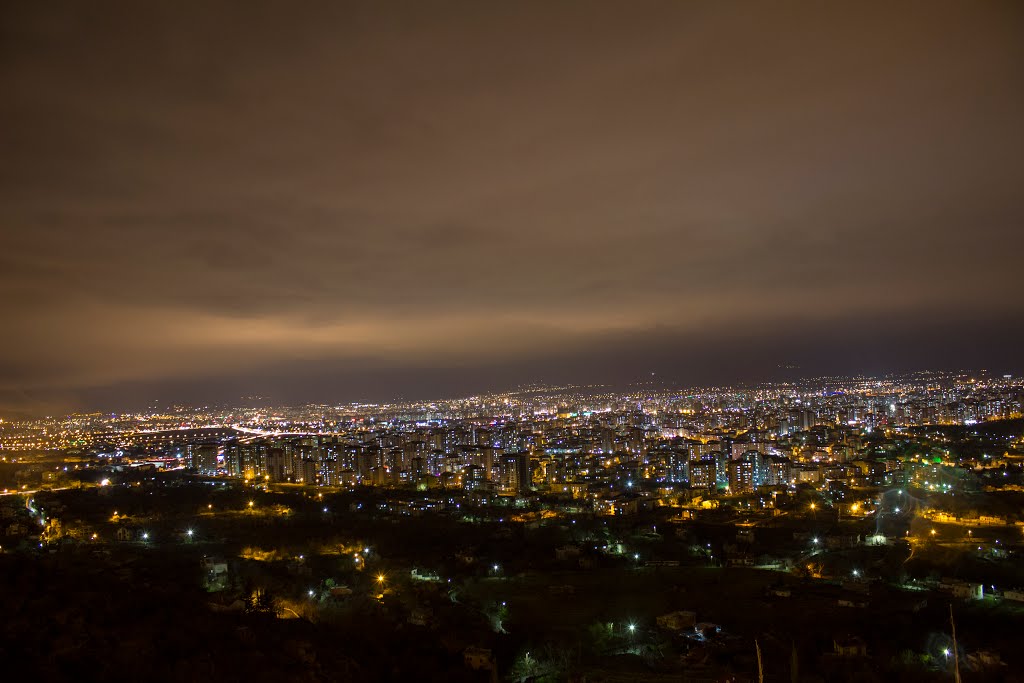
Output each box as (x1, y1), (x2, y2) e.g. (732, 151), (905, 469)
(2, 0), (1024, 681)
(3, 372), (1024, 680)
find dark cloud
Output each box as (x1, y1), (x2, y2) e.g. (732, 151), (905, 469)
(1, 1), (1023, 414)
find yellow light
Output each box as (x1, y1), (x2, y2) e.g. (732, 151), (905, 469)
(376, 574), (386, 583)
(248, 501), (254, 507)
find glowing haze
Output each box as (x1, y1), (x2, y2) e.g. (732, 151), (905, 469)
(1, 1), (1023, 414)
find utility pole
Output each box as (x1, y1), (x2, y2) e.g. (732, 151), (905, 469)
(950, 604), (961, 683)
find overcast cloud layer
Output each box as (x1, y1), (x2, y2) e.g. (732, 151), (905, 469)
(2, 1), (1023, 415)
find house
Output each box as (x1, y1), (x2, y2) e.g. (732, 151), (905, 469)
(408, 607), (432, 627)
(825, 534), (861, 550)
(202, 556), (229, 575)
(555, 545), (581, 561)
(464, 646), (494, 670)
(837, 598), (867, 608)
(940, 579), (984, 600)
(965, 650), (1006, 671)
(411, 567), (441, 582)
(833, 636), (867, 657)
(115, 527), (134, 542)
(656, 610), (697, 631)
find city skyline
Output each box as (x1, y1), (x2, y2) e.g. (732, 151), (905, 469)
(3, 4), (1024, 679)
(3, 1), (1023, 416)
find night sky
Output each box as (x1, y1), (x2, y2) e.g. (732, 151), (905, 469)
(2, 1), (1023, 415)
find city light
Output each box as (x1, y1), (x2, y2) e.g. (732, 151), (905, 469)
(0, 8), (1019, 677)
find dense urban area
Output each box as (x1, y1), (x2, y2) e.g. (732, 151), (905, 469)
(3, 370), (1024, 681)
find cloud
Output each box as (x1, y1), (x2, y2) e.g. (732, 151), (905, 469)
(0, 0), (1022, 413)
